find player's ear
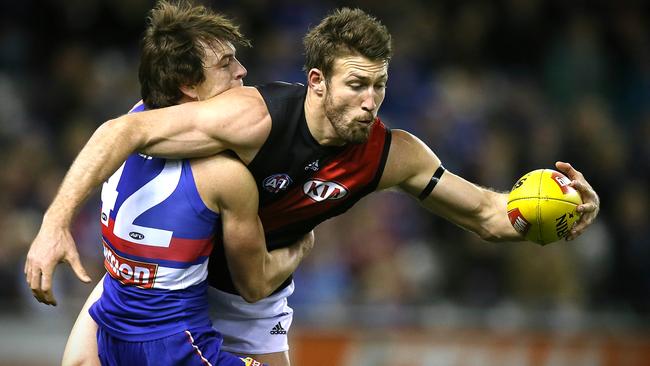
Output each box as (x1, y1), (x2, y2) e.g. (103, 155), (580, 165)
(179, 85), (199, 100)
(308, 68), (326, 96)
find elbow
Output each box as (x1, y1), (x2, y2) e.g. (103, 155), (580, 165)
(102, 116), (129, 135)
(101, 116), (145, 149)
(239, 288), (266, 303)
(235, 281), (269, 303)
(477, 228), (503, 242)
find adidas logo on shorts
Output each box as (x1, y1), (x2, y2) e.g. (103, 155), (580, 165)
(270, 322), (287, 335)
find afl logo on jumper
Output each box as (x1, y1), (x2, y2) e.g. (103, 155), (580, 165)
(263, 174), (292, 193)
(129, 232), (145, 240)
(303, 179), (348, 202)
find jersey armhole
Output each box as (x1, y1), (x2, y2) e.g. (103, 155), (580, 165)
(181, 160), (220, 221)
(368, 128), (392, 192)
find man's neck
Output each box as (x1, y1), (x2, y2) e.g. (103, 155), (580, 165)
(304, 89), (346, 147)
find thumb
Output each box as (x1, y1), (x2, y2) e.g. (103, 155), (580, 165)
(555, 161), (570, 170)
(68, 254), (92, 283)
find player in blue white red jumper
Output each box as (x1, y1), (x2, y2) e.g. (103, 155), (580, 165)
(29, 6), (601, 366)
(57, 2), (312, 366)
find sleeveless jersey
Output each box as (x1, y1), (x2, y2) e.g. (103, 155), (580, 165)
(208, 82), (392, 294)
(90, 102), (221, 341)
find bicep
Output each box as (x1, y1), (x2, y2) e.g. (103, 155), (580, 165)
(380, 129), (442, 196)
(127, 102), (225, 158)
(220, 204), (265, 256)
(136, 88), (270, 160)
(384, 130), (487, 225)
(216, 164), (266, 259)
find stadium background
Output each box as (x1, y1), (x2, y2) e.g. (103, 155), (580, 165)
(0, 0), (648, 365)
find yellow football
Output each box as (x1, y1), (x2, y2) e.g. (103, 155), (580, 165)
(507, 169), (582, 245)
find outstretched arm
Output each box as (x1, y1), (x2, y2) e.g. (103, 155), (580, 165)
(25, 87), (270, 305)
(26, 119), (139, 305)
(193, 154), (313, 303)
(379, 130), (599, 242)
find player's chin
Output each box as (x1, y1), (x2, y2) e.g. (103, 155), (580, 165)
(346, 129), (371, 144)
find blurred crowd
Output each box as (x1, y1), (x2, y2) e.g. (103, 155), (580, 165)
(1, 0), (648, 331)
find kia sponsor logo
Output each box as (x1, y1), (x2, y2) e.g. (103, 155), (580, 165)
(303, 179), (348, 202)
(263, 174), (292, 193)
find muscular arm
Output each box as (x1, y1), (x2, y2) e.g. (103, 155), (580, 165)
(193, 154), (312, 303)
(379, 130), (523, 241)
(379, 130), (599, 242)
(25, 87), (270, 305)
(53, 87), (269, 225)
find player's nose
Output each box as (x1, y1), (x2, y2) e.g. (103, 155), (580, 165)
(234, 59), (247, 80)
(361, 88), (377, 112)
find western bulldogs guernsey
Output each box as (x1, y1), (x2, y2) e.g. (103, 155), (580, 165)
(90, 103), (219, 341)
(208, 82), (391, 294)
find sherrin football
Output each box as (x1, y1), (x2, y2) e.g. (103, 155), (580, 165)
(507, 169), (582, 245)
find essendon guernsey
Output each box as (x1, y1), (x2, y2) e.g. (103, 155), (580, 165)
(208, 82), (392, 294)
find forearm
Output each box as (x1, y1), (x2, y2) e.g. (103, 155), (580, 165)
(388, 131), (520, 242)
(478, 190), (523, 242)
(229, 231), (312, 303)
(259, 239), (309, 295)
(446, 188), (522, 242)
(45, 119), (138, 227)
(230, 246), (302, 303)
(420, 172), (522, 242)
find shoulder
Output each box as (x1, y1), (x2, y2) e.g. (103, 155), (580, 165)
(387, 130), (439, 169)
(378, 129), (441, 190)
(190, 153), (257, 212)
(192, 152), (254, 189)
(390, 129), (432, 151)
(203, 87), (268, 117)
(201, 87), (272, 162)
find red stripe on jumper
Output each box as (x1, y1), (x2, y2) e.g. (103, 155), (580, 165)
(101, 217), (214, 262)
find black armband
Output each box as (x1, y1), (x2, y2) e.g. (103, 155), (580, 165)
(418, 165), (446, 201)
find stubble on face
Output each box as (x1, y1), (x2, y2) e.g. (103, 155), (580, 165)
(323, 87), (374, 145)
(321, 56), (387, 145)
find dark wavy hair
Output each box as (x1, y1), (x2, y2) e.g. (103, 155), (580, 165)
(139, 1), (250, 109)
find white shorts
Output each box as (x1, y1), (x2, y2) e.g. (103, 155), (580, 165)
(207, 281), (295, 355)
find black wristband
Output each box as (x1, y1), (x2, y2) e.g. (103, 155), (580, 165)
(418, 165), (446, 201)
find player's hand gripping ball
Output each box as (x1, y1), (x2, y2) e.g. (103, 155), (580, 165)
(507, 169), (582, 245)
